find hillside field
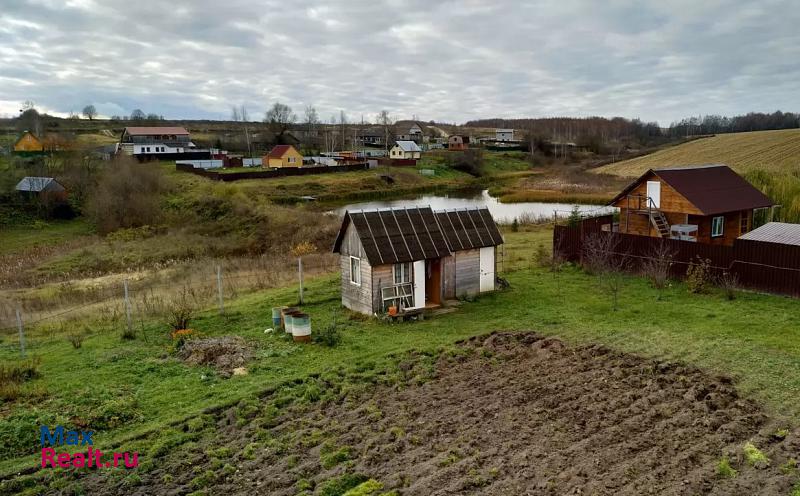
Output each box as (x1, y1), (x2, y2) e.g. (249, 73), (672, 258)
(597, 129), (800, 177)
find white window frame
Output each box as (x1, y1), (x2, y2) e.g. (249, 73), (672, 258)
(393, 262), (411, 284)
(349, 256), (361, 286)
(711, 216), (725, 238)
(288, 156), (296, 164)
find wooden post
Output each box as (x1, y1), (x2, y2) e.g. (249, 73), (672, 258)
(123, 279), (132, 336)
(298, 257), (304, 305)
(216, 265), (224, 315)
(16, 308), (25, 358)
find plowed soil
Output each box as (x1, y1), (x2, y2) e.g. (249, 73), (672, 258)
(78, 332), (800, 495)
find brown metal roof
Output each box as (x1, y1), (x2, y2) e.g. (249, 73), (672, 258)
(609, 164), (774, 215)
(434, 208), (503, 251)
(123, 126), (189, 136)
(739, 222), (800, 246)
(266, 144), (296, 159)
(332, 206), (503, 265)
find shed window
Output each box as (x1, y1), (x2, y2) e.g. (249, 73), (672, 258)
(349, 256), (361, 286)
(393, 262), (411, 284)
(711, 216), (725, 237)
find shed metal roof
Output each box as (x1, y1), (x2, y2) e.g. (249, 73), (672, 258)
(739, 222), (800, 246)
(123, 126), (189, 136)
(394, 141), (421, 152)
(15, 177), (64, 193)
(332, 206), (502, 265)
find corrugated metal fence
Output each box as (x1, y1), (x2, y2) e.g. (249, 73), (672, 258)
(554, 216), (800, 297)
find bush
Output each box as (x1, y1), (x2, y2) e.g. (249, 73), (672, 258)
(315, 322), (342, 347)
(66, 331), (86, 349)
(718, 271), (739, 300)
(88, 157), (167, 235)
(686, 256), (713, 294)
(167, 288), (196, 331)
(446, 149), (484, 177)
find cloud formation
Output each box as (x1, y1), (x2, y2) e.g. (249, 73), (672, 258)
(1, 0), (798, 125)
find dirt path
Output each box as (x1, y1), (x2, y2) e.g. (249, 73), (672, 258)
(75, 332), (800, 495)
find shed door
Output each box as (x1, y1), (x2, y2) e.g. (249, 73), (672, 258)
(479, 247), (495, 292)
(646, 181), (661, 208)
(410, 260), (425, 309)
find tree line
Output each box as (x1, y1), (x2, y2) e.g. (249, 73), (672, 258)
(666, 111), (800, 137)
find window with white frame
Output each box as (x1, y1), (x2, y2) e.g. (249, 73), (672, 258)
(393, 262), (411, 284)
(349, 256), (361, 285)
(288, 156), (296, 163)
(711, 216), (725, 237)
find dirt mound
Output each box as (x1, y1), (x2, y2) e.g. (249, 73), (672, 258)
(73, 332), (800, 495)
(178, 336), (252, 377)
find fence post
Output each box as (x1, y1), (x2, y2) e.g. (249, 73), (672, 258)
(216, 265), (225, 315)
(298, 257), (304, 305)
(123, 279), (133, 336)
(16, 308), (26, 358)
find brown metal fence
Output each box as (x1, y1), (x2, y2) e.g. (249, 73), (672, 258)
(554, 217), (800, 297)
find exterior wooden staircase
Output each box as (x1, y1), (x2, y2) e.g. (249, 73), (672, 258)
(649, 211), (671, 238)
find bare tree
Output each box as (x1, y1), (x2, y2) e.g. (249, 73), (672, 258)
(239, 105), (249, 122)
(642, 240), (675, 299)
(130, 109), (146, 120)
(264, 102), (297, 142)
(231, 105), (241, 122)
(338, 110), (348, 150)
(82, 104), (98, 120)
(583, 233), (627, 310)
(377, 109), (392, 152)
(304, 105), (319, 151)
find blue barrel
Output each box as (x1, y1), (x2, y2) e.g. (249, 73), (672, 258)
(271, 307), (282, 329)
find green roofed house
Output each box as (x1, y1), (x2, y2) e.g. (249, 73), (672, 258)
(332, 206), (504, 316)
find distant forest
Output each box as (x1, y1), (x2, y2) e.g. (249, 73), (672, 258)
(465, 111), (800, 150)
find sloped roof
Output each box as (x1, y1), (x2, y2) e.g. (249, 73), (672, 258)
(15, 177), (64, 193)
(609, 164), (774, 215)
(333, 207), (503, 265)
(265, 144), (298, 159)
(434, 209), (504, 251)
(394, 141), (421, 152)
(123, 127), (189, 136)
(739, 222), (800, 246)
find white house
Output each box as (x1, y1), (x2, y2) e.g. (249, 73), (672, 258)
(495, 129), (514, 141)
(390, 141), (422, 159)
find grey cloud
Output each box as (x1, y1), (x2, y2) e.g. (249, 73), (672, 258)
(0, 0), (798, 124)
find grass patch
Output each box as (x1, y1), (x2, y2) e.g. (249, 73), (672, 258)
(743, 442), (770, 467)
(716, 457), (738, 478)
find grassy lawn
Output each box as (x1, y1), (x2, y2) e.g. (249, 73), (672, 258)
(0, 219), (93, 255)
(2, 225), (800, 478)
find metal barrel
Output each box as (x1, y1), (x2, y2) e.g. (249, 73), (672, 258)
(291, 313), (311, 342)
(271, 307), (282, 329)
(281, 307), (298, 333)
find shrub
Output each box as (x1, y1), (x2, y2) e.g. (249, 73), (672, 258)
(87, 157), (167, 235)
(167, 288), (196, 331)
(315, 322), (342, 347)
(343, 479), (384, 496)
(718, 271), (739, 300)
(511, 218), (519, 232)
(66, 332), (86, 349)
(642, 241), (674, 297)
(566, 206), (582, 228)
(686, 256), (713, 294)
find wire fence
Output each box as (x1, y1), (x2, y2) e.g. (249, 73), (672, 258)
(0, 253), (338, 357)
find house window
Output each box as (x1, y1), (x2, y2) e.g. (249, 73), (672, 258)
(146, 146), (150, 152)
(393, 262), (411, 284)
(350, 256), (361, 286)
(288, 156), (296, 163)
(740, 213), (749, 234)
(711, 216), (725, 237)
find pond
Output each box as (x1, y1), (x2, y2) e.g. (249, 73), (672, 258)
(332, 189), (616, 223)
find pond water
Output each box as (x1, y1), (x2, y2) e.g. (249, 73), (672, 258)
(333, 189), (615, 223)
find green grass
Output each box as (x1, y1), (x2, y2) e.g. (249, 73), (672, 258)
(0, 218), (93, 255)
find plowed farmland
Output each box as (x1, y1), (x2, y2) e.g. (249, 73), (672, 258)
(62, 332), (799, 496)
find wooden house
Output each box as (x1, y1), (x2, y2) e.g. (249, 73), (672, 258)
(332, 207), (504, 316)
(609, 164), (774, 246)
(13, 131), (44, 153)
(263, 144), (303, 168)
(389, 141), (421, 160)
(15, 177), (67, 201)
(448, 135), (470, 151)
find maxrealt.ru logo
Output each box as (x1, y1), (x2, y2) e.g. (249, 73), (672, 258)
(40, 426), (138, 469)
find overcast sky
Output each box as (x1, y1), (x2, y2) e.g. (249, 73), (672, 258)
(1, 0), (799, 125)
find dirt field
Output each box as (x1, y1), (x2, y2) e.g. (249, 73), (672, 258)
(65, 333), (800, 495)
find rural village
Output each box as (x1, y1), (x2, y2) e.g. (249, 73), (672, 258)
(2, 2), (800, 496)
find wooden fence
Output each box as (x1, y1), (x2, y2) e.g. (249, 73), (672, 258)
(554, 216), (800, 297)
(176, 162), (369, 181)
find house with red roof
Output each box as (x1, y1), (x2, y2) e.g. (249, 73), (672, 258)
(609, 164), (775, 246)
(263, 144), (303, 168)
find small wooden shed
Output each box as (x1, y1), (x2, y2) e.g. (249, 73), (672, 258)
(332, 207), (504, 315)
